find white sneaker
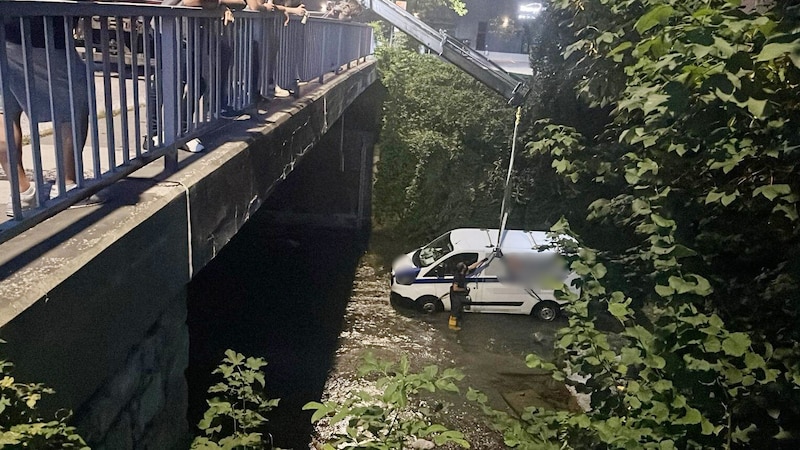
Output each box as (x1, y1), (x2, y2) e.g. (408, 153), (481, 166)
(50, 183), (78, 200)
(181, 138), (205, 153)
(274, 86), (291, 98)
(5, 184), (37, 217)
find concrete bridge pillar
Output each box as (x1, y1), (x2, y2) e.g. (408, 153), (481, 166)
(261, 82), (384, 230)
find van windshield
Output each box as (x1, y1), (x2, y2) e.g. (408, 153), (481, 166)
(416, 232), (453, 267)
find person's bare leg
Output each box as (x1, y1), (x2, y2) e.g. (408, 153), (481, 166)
(59, 114), (88, 186)
(0, 111), (30, 193)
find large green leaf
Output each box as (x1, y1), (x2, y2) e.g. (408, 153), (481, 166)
(722, 333), (751, 357)
(756, 42), (800, 62)
(635, 5), (676, 34)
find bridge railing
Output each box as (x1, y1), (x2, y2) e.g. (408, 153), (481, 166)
(0, 1), (373, 242)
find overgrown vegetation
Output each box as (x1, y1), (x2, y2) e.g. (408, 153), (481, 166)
(372, 32), (516, 240)
(373, 0), (800, 448)
(0, 352), (87, 448)
(192, 350), (280, 450)
(304, 353), (469, 449)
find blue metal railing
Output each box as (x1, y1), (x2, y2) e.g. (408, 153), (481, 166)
(0, 1), (373, 242)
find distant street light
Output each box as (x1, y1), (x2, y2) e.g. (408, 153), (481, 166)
(518, 2), (544, 21)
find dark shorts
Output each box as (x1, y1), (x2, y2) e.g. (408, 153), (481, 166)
(0, 42), (89, 123)
(450, 290), (468, 319)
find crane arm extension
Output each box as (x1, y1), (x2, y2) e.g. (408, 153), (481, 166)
(366, 0), (530, 106)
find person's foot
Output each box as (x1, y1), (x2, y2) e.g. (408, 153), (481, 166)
(142, 136), (158, 151)
(5, 184), (37, 217)
(274, 86), (291, 98)
(50, 183), (77, 200)
(219, 108), (240, 119)
(181, 138), (204, 153)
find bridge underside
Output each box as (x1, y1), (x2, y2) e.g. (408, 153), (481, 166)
(0, 60), (378, 448)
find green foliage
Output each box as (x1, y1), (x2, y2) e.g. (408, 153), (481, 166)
(468, 384), (599, 450)
(192, 350), (280, 450)
(0, 355), (87, 449)
(304, 353), (469, 449)
(512, 0), (800, 448)
(372, 41), (517, 240)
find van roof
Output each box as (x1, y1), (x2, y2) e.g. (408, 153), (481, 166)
(449, 228), (552, 251)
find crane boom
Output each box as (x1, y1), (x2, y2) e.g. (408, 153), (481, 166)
(365, 0), (530, 106)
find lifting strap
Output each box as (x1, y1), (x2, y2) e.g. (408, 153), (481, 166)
(497, 106), (523, 252)
(471, 106), (524, 279)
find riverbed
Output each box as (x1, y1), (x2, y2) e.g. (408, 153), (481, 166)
(310, 230), (571, 449)
(187, 224), (570, 449)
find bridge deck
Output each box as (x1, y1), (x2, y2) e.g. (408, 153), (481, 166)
(0, 58), (376, 318)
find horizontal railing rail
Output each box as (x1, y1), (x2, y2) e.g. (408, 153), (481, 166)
(0, 1), (373, 243)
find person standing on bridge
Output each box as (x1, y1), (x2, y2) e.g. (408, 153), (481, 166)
(449, 257), (488, 331)
(1, 13), (90, 217)
(258, 0), (307, 99)
(145, 0), (247, 153)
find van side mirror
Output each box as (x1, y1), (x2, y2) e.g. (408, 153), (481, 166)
(395, 267), (421, 285)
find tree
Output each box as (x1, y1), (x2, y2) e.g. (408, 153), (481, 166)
(372, 35), (516, 241)
(515, 0), (800, 448)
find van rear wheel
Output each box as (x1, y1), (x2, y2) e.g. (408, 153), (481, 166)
(417, 296), (442, 314)
(533, 301), (559, 322)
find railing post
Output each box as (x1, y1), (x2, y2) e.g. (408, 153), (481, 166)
(160, 17), (179, 172)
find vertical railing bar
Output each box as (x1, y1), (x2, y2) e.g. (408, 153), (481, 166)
(81, 17), (101, 178)
(161, 16), (178, 171)
(261, 16), (268, 98)
(0, 19), (24, 218)
(64, 15), (84, 187)
(100, 17), (116, 171)
(20, 18), (45, 201)
(44, 16), (66, 198)
(238, 18), (245, 109)
(197, 18), (205, 124)
(178, 16), (185, 137)
(336, 25), (342, 73)
(244, 19), (250, 107)
(143, 15), (153, 152)
(233, 19), (240, 110)
(116, 15), (130, 165)
(192, 17), (201, 129)
(153, 17), (164, 146)
(177, 16), (184, 138)
(213, 18), (220, 118)
(185, 17), (194, 134)
(130, 15), (142, 158)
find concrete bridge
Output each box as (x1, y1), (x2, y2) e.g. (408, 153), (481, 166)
(0, 3), (379, 448)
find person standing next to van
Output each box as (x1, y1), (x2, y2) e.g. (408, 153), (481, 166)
(449, 258), (488, 330)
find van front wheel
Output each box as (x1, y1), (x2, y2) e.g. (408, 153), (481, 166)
(533, 301), (560, 322)
(417, 296), (443, 314)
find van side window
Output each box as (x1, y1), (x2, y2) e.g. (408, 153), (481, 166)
(424, 253), (479, 278)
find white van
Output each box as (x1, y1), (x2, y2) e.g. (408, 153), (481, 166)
(390, 228), (577, 321)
